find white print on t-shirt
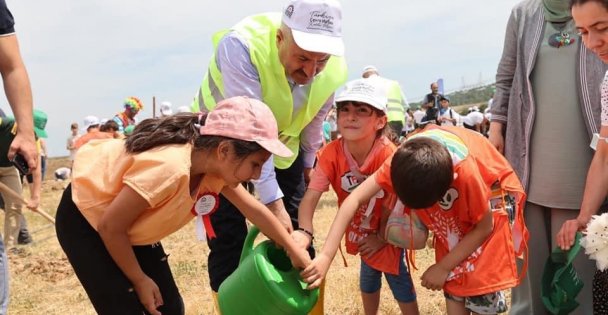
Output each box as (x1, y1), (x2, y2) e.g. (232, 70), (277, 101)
(438, 187), (459, 211)
(341, 171), (364, 193)
(359, 189), (385, 230)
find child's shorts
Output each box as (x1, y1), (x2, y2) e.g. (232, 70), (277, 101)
(444, 291), (508, 314)
(359, 253), (416, 303)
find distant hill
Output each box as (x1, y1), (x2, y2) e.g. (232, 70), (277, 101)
(410, 83), (495, 115)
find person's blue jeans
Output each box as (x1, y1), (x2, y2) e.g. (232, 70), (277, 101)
(0, 234), (9, 314)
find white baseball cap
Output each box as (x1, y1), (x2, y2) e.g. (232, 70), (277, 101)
(282, 0), (344, 56)
(82, 115), (100, 131)
(335, 78), (388, 112)
(176, 105), (191, 114)
(362, 65), (378, 73)
(160, 101), (173, 116)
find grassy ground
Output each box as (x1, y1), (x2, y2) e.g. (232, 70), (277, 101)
(6, 157), (453, 314)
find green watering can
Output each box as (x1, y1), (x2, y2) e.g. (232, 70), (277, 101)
(218, 226), (319, 315)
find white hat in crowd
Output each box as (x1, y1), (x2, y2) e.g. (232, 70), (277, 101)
(335, 78), (388, 112)
(82, 115), (100, 131)
(176, 106), (191, 114)
(362, 65), (378, 73)
(160, 101), (173, 116)
(282, 0), (344, 56)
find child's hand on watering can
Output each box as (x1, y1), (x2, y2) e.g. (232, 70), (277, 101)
(287, 246), (312, 270)
(301, 253), (331, 289)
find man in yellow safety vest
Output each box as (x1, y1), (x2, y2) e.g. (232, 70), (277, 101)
(190, 0), (347, 312)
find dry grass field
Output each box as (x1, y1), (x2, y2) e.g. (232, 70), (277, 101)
(5, 157), (454, 314)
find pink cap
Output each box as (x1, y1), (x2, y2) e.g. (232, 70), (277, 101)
(199, 97), (293, 158)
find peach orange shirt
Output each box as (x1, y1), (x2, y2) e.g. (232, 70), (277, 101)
(72, 139), (225, 245)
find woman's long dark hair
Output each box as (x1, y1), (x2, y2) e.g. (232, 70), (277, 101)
(125, 113), (263, 158)
(570, 0), (608, 10)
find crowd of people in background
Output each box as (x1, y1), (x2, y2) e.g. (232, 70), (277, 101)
(323, 78), (495, 146)
(2, 0), (608, 314)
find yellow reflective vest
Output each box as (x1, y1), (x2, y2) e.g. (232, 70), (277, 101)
(191, 13), (347, 169)
(386, 80), (407, 124)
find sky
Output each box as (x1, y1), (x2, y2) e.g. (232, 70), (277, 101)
(4, 0), (521, 157)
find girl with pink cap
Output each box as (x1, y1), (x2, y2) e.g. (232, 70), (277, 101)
(55, 96), (311, 315)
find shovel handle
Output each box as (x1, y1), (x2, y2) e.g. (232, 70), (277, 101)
(0, 181), (55, 224)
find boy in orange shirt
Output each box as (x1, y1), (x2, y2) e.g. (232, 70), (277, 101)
(304, 125), (527, 315)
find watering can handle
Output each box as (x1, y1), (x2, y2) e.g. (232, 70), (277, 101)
(240, 225), (261, 264)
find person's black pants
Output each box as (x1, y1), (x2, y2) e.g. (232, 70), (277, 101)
(207, 152), (311, 292)
(56, 185), (184, 315)
(463, 122), (476, 130)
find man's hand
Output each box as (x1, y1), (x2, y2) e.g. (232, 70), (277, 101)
(25, 197), (39, 211)
(9, 132), (37, 170)
(266, 199), (294, 233)
(291, 230), (312, 250)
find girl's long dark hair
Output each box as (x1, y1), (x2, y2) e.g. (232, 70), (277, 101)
(125, 113), (263, 158)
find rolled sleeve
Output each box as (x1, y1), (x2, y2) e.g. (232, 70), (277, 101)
(251, 155), (284, 204)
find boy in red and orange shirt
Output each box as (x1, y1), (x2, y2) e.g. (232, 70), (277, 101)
(304, 125), (528, 315)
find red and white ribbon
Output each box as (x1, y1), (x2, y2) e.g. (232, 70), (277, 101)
(191, 192), (219, 241)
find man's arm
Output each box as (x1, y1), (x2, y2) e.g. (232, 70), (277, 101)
(216, 33), (293, 230)
(0, 33), (36, 169)
(300, 96), (334, 183)
(216, 33), (263, 100)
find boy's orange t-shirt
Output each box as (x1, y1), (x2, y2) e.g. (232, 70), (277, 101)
(72, 139), (226, 245)
(309, 136), (401, 274)
(375, 126), (525, 296)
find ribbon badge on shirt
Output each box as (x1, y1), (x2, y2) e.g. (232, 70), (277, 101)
(191, 193), (219, 241)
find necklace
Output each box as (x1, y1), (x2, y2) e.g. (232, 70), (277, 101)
(548, 21), (576, 48)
